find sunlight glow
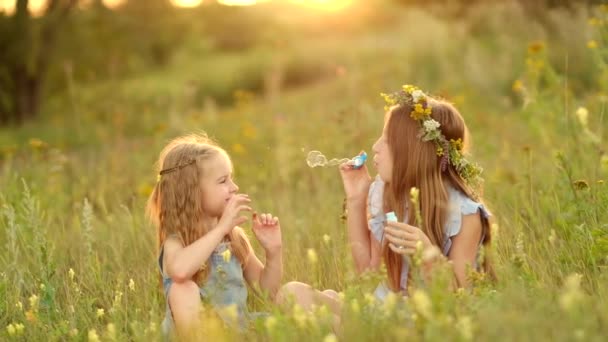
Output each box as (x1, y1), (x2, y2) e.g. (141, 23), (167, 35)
(170, 0), (204, 8)
(290, 0), (353, 11)
(218, 0), (258, 5)
(102, 0), (126, 9)
(0, 0), (46, 17)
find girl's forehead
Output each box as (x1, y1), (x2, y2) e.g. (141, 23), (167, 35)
(206, 153), (233, 173)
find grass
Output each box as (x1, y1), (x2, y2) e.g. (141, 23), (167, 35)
(1, 1), (608, 341)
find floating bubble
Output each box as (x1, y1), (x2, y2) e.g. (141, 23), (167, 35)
(306, 150), (366, 168)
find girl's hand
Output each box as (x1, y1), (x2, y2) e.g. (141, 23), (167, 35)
(218, 194), (252, 234)
(252, 212), (282, 256)
(384, 221), (432, 255)
(339, 152), (372, 203)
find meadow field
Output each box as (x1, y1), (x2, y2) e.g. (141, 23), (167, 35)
(1, 0), (608, 340)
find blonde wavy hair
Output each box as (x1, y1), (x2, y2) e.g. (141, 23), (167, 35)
(382, 100), (496, 291)
(147, 134), (251, 284)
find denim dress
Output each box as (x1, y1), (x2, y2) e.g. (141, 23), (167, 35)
(367, 175), (490, 299)
(159, 241), (250, 335)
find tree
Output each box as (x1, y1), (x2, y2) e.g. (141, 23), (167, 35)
(0, 0), (77, 125)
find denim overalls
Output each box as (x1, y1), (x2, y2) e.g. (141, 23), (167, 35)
(159, 241), (250, 334)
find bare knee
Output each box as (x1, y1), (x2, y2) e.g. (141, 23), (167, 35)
(322, 289), (339, 300)
(275, 281), (311, 305)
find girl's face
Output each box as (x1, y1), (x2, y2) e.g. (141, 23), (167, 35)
(200, 153), (239, 218)
(372, 124), (393, 183)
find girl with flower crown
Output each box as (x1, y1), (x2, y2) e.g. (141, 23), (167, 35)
(147, 134), (283, 338)
(277, 85), (495, 313)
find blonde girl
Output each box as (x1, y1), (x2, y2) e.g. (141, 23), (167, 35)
(147, 134), (283, 337)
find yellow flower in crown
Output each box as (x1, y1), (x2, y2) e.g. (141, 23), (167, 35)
(450, 138), (464, 152)
(436, 146), (444, 156)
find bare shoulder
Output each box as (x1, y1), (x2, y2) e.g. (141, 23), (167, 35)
(454, 213), (483, 243)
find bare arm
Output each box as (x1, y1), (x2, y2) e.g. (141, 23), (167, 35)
(162, 194), (252, 283)
(447, 213), (483, 288)
(163, 228), (226, 283)
(243, 212), (283, 298)
(346, 198), (377, 273)
(243, 247), (283, 298)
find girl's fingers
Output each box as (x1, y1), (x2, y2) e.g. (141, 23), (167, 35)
(273, 216), (279, 225)
(237, 205), (252, 213)
(388, 243), (415, 255)
(384, 233), (417, 249)
(385, 226), (417, 240)
(386, 221), (417, 234)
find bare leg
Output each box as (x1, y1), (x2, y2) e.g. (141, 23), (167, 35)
(322, 289), (340, 301)
(168, 280), (201, 337)
(276, 282), (342, 332)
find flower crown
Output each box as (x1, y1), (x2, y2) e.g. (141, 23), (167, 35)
(381, 85), (483, 187)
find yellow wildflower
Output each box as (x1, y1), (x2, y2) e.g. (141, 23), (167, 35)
(88, 329), (100, 342)
(512, 80), (524, 92)
(576, 107), (589, 127)
(457, 315), (474, 340)
(307, 248), (318, 264)
(265, 316), (277, 332)
(15, 301), (22, 311)
(527, 41), (545, 54)
(411, 289), (432, 319)
(323, 234), (331, 245)
(28, 138), (48, 150)
(350, 299), (360, 314)
(559, 273), (584, 311)
(293, 305), (307, 328)
(15, 323), (24, 335)
(97, 308), (105, 318)
(548, 229), (557, 246)
(29, 294), (39, 309)
(601, 155), (608, 173)
(25, 310), (36, 322)
(6, 324), (15, 336)
(323, 333), (338, 342)
(383, 292), (398, 314)
(128, 279), (135, 292)
(106, 323), (116, 340)
(231, 143), (245, 155)
(69, 268), (75, 281)
(588, 40), (598, 49)
(588, 17), (602, 26)
(220, 304), (238, 323)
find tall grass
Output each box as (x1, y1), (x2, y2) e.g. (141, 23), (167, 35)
(1, 1), (607, 341)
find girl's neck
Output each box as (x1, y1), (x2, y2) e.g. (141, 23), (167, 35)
(200, 215), (220, 232)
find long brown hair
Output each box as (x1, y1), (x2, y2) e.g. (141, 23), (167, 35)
(147, 134), (251, 284)
(382, 99), (495, 291)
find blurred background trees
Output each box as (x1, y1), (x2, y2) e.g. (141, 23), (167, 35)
(0, 0), (602, 125)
